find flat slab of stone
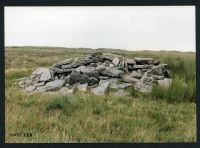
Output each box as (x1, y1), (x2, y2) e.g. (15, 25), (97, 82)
(126, 58), (136, 65)
(39, 70), (52, 82)
(100, 67), (124, 78)
(99, 78), (119, 85)
(157, 78), (172, 88)
(31, 68), (52, 82)
(99, 76), (110, 80)
(110, 83), (132, 89)
(59, 87), (75, 95)
(34, 82), (45, 87)
(36, 80), (65, 92)
(75, 66), (95, 74)
(148, 65), (164, 76)
(131, 71), (142, 79)
(69, 73), (90, 85)
(122, 74), (140, 83)
(95, 65), (106, 72)
(88, 77), (99, 86)
(77, 83), (88, 92)
(134, 82), (152, 93)
(133, 65), (153, 70)
(153, 75), (165, 80)
(52, 58), (74, 67)
(134, 58), (153, 64)
(91, 82), (109, 95)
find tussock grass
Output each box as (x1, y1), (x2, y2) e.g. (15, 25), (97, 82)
(5, 47), (196, 143)
(150, 56), (196, 103)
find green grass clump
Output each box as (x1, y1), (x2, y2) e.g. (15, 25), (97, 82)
(46, 96), (80, 115)
(151, 76), (187, 102)
(150, 55), (196, 103)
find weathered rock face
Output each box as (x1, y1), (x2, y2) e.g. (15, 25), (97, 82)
(157, 78), (172, 88)
(19, 53), (172, 95)
(77, 83), (88, 92)
(91, 82), (109, 95)
(100, 67), (124, 78)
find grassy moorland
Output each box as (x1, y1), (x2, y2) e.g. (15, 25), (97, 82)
(5, 46), (196, 143)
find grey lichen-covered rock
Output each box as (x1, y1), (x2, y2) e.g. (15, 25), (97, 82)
(119, 60), (128, 69)
(126, 58), (136, 65)
(112, 57), (120, 66)
(45, 79), (65, 88)
(75, 66), (95, 74)
(133, 65), (153, 70)
(148, 65), (164, 76)
(59, 87), (75, 95)
(36, 80), (65, 92)
(91, 82), (109, 95)
(134, 58), (153, 64)
(99, 76), (110, 80)
(128, 65), (133, 70)
(19, 53), (172, 95)
(89, 77), (99, 86)
(52, 58), (74, 67)
(133, 82), (152, 93)
(34, 82), (45, 87)
(77, 83), (88, 92)
(113, 89), (130, 97)
(100, 67), (124, 78)
(122, 74), (140, 83)
(99, 78), (119, 85)
(69, 73), (90, 85)
(152, 75), (165, 80)
(109, 63), (115, 68)
(110, 83), (132, 89)
(131, 71), (142, 79)
(31, 68), (52, 82)
(39, 70), (52, 82)
(53, 68), (75, 74)
(157, 78), (172, 88)
(64, 75), (71, 83)
(86, 71), (99, 80)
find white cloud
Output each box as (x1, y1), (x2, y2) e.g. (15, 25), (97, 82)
(5, 6), (195, 52)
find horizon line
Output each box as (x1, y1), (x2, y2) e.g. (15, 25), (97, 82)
(5, 45), (196, 53)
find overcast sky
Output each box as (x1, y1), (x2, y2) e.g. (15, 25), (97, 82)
(5, 6), (195, 52)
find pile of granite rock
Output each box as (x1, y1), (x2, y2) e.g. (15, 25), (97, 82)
(18, 53), (172, 96)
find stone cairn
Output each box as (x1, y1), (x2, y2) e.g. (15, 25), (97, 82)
(19, 53), (172, 96)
